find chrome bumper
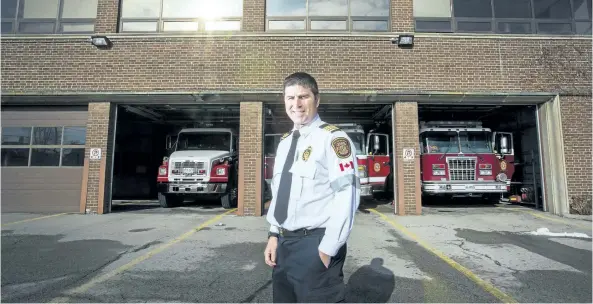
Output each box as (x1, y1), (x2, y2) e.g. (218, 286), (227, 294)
(423, 182), (507, 194)
(166, 182), (227, 194)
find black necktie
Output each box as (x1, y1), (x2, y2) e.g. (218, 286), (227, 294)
(274, 130), (300, 225)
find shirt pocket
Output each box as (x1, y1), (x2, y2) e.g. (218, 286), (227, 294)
(290, 161), (317, 198)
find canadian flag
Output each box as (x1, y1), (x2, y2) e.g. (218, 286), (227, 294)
(339, 161), (354, 172)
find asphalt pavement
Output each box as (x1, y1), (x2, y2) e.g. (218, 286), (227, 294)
(1, 200), (591, 303)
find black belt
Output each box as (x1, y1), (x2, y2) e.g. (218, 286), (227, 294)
(279, 227), (325, 238)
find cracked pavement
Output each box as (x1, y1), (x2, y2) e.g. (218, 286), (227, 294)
(2, 201), (592, 303)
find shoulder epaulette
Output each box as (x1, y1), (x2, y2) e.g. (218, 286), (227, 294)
(280, 131), (292, 140)
(319, 123), (341, 133)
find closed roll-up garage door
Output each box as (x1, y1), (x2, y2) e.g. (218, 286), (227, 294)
(1, 106), (88, 213)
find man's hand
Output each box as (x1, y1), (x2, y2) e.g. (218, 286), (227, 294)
(264, 237), (278, 267)
(319, 251), (330, 268)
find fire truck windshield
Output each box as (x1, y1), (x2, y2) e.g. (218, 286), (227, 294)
(176, 132), (231, 151)
(346, 132), (364, 155)
(459, 131), (493, 153)
(423, 131), (460, 154)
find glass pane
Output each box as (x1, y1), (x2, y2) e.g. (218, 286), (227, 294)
(494, 0), (531, 18)
(63, 127), (86, 145)
(266, 0), (306, 16)
(497, 22), (532, 34)
(62, 0), (98, 18)
(309, 0), (347, 16)
(163, 0), (201, 18)
(1, 148), (30, 166)
(163, 0), (242, 18)
(413, 0), (451, 18)
(121, 0), (160, 18)
(352, 20), (389, 31)
(537, 22), (572, 34)
(20, 0), (59, 18)
(30, 148), (60, 166)
(61, 23), (94, 32)
(1, 0), (18, 18)
(204, 20), (240, 31)
(415, 20), (452, 31)
(18, 22), (54, 33)
(457, 21), (492, 32)
(534, 0), (571, 19)
(121, 21), (158, 32)
(61, 148), (85, 166)
(573, 0), (592, 20)
(2, 127), (31, 145)
(351, 0), (390, 17)
(32, 127), (62, 145)
(453, 0), (492, 18)
(163, 21), (199, 31)
(576, 21), (592, 34)
(1, 22), (13, 33)
(311, 20), (346, 30)
(268, 20), (305, 30)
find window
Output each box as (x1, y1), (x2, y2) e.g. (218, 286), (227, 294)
(1, 126), (86, 167)
(1, 0), (98, 34)
(414, 0), (592, 35)
(265, 0), (390, 32)
(119, 0), (243, 33)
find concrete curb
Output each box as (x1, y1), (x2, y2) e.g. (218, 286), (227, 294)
(561, 213), (593, 222)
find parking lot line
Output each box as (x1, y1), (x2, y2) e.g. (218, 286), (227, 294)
(368, 208), (517, 304)
(1, 213), (70, 227)
(50, 208), (237, 303)
(498, 207), (592, 230)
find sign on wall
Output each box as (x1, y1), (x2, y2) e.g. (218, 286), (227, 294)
(403, 148), (414, 161)
(90, 148), (102, 160)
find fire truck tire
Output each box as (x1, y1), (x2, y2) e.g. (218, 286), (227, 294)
(158, 192), (181, 208)
(221, 188), (238, 209)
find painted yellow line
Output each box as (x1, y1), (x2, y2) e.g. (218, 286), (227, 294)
(50, 208), (237, 303)
(1, 213), (70, 227)
(498, 207), (592, 230)
(368, 209), (517, 304)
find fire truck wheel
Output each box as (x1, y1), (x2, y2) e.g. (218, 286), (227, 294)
(158, 192), (181, 208)
(221, 187), (238, 209)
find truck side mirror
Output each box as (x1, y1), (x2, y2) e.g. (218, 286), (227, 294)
(500, 136), (508, 154)
(373, 135), (380, 151)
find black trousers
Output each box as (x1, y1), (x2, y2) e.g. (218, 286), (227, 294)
(272, 228), (347, 303)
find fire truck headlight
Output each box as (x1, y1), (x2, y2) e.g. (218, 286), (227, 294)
(479, 170), (492, 175)
(217, 168), (226, 175)
(159, 167), (167, 176)
(358, 165), (367, 178)
(496, 173), (508, 182)
(433, 170), (445, 176)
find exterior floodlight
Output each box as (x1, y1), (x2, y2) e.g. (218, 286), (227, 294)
(391, 34), (414, 48)
(89, 35), (112, 49)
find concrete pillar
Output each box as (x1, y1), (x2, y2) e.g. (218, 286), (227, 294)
(80, 102), (116, 214)
(95, 0), (119, 33)
(393, 102), (422, 215)
(238, 101), (264, 216)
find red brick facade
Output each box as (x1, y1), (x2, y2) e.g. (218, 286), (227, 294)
(1, 0), (591, 215)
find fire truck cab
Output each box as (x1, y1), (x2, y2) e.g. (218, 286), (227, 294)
(419, 121), (514, 202)
(156, 128), (239, 209)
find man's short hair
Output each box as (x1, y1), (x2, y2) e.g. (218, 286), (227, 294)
(283, 72), (319, 97)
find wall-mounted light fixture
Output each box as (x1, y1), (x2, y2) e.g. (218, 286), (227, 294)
(89, 35), (112, 49)
(390, 34), (414, 48)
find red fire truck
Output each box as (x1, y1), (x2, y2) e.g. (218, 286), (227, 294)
(419, 121), (515, 202)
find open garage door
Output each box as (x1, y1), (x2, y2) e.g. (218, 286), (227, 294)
(262, 102), (395, 212)
(1, 106), (88, 213)
(111, 104), (240, 211)
(417, 104), (545, 209)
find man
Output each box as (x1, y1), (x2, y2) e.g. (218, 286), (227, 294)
(264, 72), (360, 303)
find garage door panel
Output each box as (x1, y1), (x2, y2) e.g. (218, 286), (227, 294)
(1, 109), (88, 127)
(1, 190), (81, 213)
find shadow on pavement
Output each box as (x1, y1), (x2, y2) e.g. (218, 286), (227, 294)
(346, 257), (395, 303)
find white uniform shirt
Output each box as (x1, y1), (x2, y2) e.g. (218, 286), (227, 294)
(266, 114), (361, 257)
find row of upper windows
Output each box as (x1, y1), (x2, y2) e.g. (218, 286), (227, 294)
(1, 0), (591, 35)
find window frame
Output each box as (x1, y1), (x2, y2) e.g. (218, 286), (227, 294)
(265, 0), (391, 33)
(1, 126), (87, 168)
(413, 0), (592, 35)
(1, 0), (97, 35)
(118, 0), (244, 33)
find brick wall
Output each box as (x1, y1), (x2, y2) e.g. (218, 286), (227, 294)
(83, 102), (114, 214)
(392, 0), (414, 32)
(393, 102), (421, 215)
(560, 95), (592, 213)
(95, 0), (119, 33)
(238, 102), (264, 216)
(243, 0), (265, 32)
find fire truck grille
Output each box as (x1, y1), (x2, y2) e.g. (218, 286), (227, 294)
(173, 161), (206, 175)
(447, 157), (476, 181)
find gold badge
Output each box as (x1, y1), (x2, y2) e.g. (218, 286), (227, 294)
(331, 137), (351, 159)
(323, 124), (340, 133)
(281, 132), (290, 140)
(302, 146), (312, 161)
(500, 160), (507, 171)
(374, 162), (381, 172)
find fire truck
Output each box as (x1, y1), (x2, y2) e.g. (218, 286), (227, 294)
(156, 128), (239, 209)
(418, 121), (515, 201)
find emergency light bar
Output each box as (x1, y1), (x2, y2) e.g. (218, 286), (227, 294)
(420, 121), (483, 128)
